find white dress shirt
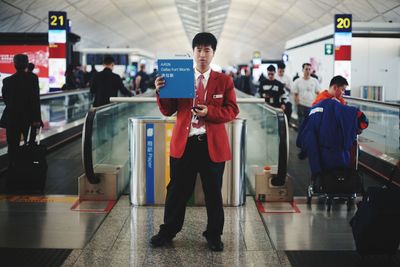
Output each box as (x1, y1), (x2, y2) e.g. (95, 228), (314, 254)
(188, 68), (211, 137)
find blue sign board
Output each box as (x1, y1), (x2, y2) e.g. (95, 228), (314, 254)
(145, 124), (154, 204)
(158, 58), (194, 98)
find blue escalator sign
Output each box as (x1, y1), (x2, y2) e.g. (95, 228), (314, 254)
(145, 124), (155, 204)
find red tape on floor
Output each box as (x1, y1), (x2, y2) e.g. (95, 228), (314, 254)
(70, 199), (116, 213)
(256, 201), (300, 214)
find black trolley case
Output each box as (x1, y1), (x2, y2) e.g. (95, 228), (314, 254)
(6, 127), (47, 194)
(350, 162), (400, 256)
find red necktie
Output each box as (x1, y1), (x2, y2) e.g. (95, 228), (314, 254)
(192, 74), (205, 128)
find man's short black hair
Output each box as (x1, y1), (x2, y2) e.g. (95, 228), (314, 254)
(103, 55), (115, 65)
(277, 62), (286, 69)
(28, 63), (35, 72)
(13, 54), (28, 71)
(329, 75), (348, 87)
(267, 65), (276, 72)
(302, 63), (311, 69)
(192, 32), (217, 51)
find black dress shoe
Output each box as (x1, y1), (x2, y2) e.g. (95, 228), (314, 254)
(150, 233), (172, 247)
(203, 233), (224, 252)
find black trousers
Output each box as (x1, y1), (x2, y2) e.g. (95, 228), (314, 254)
(6, 125), (34, 166)
(297, 104), (310, 128)
(284, 102), (293, 124)
(159, 134), (225, 239)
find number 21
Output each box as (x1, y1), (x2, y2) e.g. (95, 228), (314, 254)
(50, 15), (64, 26)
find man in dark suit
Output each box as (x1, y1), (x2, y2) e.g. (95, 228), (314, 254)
(151, 32), (239, 251)
(0, 54), (42, 165)
(27, 63), (40, 88)
(90, 56), (132, 107)
(134, 63), (150, 94)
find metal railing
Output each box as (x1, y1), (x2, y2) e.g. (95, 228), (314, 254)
(344, 95), (399, 184)
(82, 89), (289, 195)
(234, 90), (289, 186)
(82, 90), (157, 185)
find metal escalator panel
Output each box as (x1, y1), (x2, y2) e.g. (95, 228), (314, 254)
(345, 96), (399, 184)
(235, 90), (289, 193)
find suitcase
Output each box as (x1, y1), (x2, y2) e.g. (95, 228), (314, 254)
(350, 163), (400, 256)
(6, 127), (47, 194)
(320, 168), (363, 194)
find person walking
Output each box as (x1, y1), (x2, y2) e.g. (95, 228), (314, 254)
(0, 54), (42, 166)
(293, 63), (320, 127)
(90, 55), (132, 107)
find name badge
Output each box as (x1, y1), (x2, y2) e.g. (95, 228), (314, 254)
(213, 94), (223, 99)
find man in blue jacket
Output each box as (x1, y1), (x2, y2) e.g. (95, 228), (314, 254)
(296, 76), (368, 179)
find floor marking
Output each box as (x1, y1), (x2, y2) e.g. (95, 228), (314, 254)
(0, 195), (78, 203)
(257, 201), (301, 214)
(70, 199), (116, 213)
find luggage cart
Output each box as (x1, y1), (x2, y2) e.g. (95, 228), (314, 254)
(306, 140), (363, 211)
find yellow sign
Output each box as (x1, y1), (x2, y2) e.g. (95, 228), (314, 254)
(334, 14), (352, 32)
(253, 51), (261, 59)
(48, 11), (67, 30)
(165, 123), (173, 194)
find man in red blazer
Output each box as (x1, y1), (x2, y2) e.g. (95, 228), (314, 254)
(150, 32), (239, 251)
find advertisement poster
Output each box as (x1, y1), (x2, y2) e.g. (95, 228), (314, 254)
(0, 45), (49, 94)
(48, 58), (66, 89)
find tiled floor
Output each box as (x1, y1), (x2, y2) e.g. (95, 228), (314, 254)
(62, 196), (288, 267)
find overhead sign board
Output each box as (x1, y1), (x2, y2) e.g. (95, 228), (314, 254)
(334, 14), (352, 95)
(48, 11), (67, 30)
(48, 11), (67, 90)
(334, 14), (352, 33)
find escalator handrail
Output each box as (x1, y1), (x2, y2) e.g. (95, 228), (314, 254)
(82, 90), (166, 184)
(235, 90), (288, 185)
(82, 103), (117, 184)
(275, 109), (289, 185)
(344, 95), (400, 108)
(0, 88), (90, 102)
(110, 90), (289, 186)
(259, 102), (288, 185)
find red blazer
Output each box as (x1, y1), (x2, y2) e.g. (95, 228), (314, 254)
(156, 70), (239, 162)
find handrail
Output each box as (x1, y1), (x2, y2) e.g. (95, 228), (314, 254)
(110, 96), (265, 104)
(82, 103), (116, 184)
(0, 88), (90, 101)
(111, 90), (288, 186)
(82, 90), (161, 184)
(344, 95), (400, 108)
(273, 108), (289, 186)
(235, 90), (288, 186)
(40, 88), (90, 100)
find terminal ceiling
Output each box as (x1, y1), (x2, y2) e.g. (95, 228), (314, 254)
(1, 0), (399, 67)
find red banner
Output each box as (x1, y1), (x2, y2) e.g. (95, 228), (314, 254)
(334, 45), (351, 61)
(49, 43), (66, 58)
(0, 45), (49, 78)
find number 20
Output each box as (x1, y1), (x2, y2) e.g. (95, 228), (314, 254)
(337, 17), (350, 29)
